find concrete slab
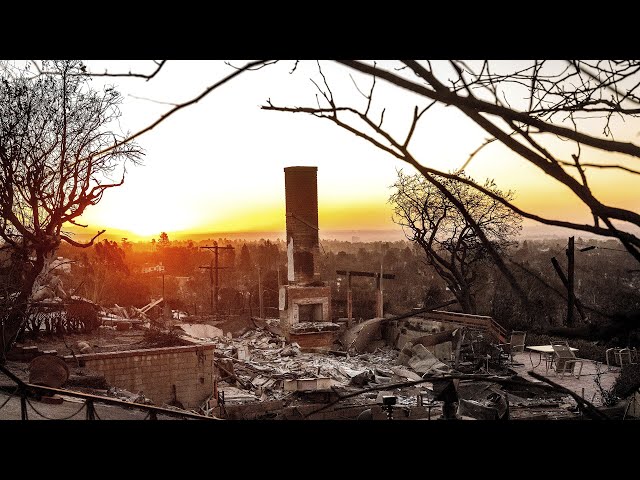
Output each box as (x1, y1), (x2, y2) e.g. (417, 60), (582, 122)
(509, 351), (620, 407)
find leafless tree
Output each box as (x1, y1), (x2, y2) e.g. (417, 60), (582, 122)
(0, 60), (143, 356)
(259, 59), (640, 297)
(390, 170), (521, 313)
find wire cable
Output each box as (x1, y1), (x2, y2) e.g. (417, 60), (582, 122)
(26, 397), (87, 420)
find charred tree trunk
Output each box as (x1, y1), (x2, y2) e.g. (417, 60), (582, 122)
(449, 283), (476, 315)
(458, 276), (477, 315)
(1, 248), (55, 359)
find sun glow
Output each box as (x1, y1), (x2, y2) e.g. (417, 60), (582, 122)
(77, 194), (203, 240)
(61, 60), (640, 242)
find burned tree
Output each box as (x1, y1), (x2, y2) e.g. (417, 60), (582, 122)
(87, 239), (130, 305)
(390, 170), (521, 314)
(0, 60), (143, 357)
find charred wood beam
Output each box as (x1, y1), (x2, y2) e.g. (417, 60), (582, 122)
(336, 270), (396, 279)
(214, 359), (251, 390)
(551, 256), (587, 321)
(381, 299), (458, 324)
(0, 364), (216, 420)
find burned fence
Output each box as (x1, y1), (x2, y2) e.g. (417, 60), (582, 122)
(22, 298), (100, 337)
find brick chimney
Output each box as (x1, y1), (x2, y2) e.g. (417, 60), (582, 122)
(284, 166), (320, 285)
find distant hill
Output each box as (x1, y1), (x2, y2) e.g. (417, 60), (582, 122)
(521, 222), (640, 240)
(61, 222), (640, 245)
(58, 228), (406, 244)
(174, 229), (408, 243)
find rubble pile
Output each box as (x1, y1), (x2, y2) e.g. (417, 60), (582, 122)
(212, 327), (400, 400)
(105, 386), (154, 405)
(179, 321), (587, 420)
(179, 325), (445, 416)
(6, 306), (622, 420)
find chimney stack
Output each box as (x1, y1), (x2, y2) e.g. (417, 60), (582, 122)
(284, 166), (319, 285)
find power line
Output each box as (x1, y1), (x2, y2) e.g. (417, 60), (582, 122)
(199, 242), (234, 316)
(575, 243), (629, 253)
(591, 246), (629, 253)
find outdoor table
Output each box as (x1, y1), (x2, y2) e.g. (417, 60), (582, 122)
(526, 345), (578, 373)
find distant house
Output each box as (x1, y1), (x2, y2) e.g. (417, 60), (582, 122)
(141, 262), (165, 274)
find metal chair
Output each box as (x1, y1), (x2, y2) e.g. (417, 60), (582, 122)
(495, 331), (527, 365)
(509, 331), (527, 356)
(551, 342), (584, 378)
(606, 347), (638, 370)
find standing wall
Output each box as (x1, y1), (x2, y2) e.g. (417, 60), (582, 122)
(65, 345), (215, 409)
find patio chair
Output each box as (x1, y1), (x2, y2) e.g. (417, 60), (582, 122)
(509, 331), (527, 354)
(551, 342), (584, 378)
(632, 348), (639, 364)
(606, 347), (638, 370)
(495, 331), (527, 365)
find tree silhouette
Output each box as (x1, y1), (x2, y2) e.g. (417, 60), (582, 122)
(390, 170), (521, 313)
(88, 240), (129, 304)
(158, 232), (170, 249)
(238, 243), (252, 272)
(0, 60), (142, 356)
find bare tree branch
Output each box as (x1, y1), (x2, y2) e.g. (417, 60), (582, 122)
(339, 60), (640, 159)
(32, 60), (168, 81)
(89, 60), (270, 162)
(60, 229), (106, 248)
(127, 94), (179, 106)
(455, 137), (497, 174)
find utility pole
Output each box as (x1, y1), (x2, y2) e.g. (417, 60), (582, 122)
(336, 270), (396, 321)
(378, 262), (384, 319)
(258, 266), (264, 319)
(161, 272), (168, 321)
(199, 242), (235, 316)
(198, 259), (215, 314)
(566, 236), (575, 328)
(551, 236), (586, 326)
(346, 272), (353, 324)
(551, 256), (588, 323)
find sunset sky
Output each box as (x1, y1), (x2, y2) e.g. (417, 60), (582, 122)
(67, 60), (640, 241)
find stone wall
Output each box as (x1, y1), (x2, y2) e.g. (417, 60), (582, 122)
(65, 345), (215, 409)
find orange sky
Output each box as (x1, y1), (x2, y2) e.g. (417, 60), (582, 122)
(64, 61), (640, 242)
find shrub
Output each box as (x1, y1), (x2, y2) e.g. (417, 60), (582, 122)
(612, 363), (640, 398)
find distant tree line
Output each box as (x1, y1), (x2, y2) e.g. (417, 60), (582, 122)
(9, 226), (640, 348)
